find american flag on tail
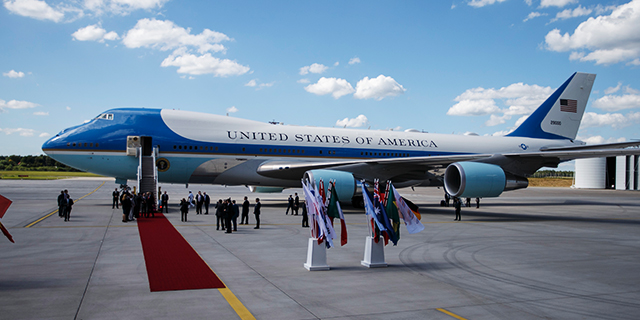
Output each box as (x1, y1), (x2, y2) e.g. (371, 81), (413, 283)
(560, 99), (577, 113)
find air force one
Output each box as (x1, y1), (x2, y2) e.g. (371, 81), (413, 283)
(42, 73), (640, 205)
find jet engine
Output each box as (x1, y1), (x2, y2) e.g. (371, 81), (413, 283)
(444, 162), (528, 198)
(303, 169), (358, 205)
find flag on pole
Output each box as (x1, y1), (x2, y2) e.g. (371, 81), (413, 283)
(302, 179), (335, 248)
(302, 179), (320, 240)
(0, 194), (11, 219)
(0, 194), (14, 243)
(361, 181), (387, 232)
(385, 181), (401, 241)
(392, 184), (425, 234)
(374, 180), (390, 245)
(326, 182), (348, 246)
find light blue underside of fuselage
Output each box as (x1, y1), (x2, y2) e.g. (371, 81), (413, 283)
(52, 153), (230, 184)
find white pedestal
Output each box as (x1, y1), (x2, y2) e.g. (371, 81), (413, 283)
(361, 236), (387, 268)
(304, 238), (330, 271)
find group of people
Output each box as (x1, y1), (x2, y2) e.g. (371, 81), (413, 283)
(179, 192), (261, 232)
(57, 190), (74, 222)
(443, 192), (481, 222)
(112, 188), (157, 223)
(284, 193), (309, 228)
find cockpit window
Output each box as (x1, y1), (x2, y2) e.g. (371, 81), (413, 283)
(96, 113), (114, 120)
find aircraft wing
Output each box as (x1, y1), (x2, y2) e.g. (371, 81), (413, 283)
(257, 142), (640, 181)
(257, 154), (493, 180)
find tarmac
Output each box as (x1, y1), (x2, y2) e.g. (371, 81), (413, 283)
(1, 178), (640, 320)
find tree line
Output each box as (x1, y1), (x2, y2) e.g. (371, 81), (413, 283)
(0, 155), (82, 172)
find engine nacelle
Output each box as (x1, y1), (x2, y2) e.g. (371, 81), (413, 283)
(444, 162), (528, 198)
(303, 169), (357, 203)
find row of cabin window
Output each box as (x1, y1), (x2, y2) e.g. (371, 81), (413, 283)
(168, 145), (408, 158)
(67, 142), (99, 147)
(260, 148), (305, 154)
(173, 145), (219, 151)
(362, 151), (409, 157)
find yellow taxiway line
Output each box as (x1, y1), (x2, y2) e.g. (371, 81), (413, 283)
(436, 308), (468, 320)
(24, 181), (106, 228)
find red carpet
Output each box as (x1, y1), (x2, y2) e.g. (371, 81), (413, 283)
(137, 213), (225, 292)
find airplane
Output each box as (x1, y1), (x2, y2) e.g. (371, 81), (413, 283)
(42, 72), (640, 206)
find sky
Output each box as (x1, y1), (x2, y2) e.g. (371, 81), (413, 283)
(1, 0), (639, 171)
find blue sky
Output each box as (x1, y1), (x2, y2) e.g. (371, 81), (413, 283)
(2, 0), (639, 168)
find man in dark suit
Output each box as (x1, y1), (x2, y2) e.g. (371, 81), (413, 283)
(203, 192), (210, 214)
(231, 200), (239, 231)
(196, 191), (204, 214)
(224, 199), (233, 233)
(112, 188), (119, 209)
(58, 191), (66, 217)
(254, 198), (261, 229)
(161, 191), (169, 213)
(293, 193), (299, 215)
(241, 196), (250, 224)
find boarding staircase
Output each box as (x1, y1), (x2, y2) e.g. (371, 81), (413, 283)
(136, 146), (159, 205)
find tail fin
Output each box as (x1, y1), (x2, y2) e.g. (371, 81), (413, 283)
(507, 72), (595, 140)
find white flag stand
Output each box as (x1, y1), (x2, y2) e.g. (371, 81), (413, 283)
(304, 238), (330, 271)
(361, 236), (387, 268)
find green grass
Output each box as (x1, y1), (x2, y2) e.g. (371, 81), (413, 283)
(0, 171), (104, 180)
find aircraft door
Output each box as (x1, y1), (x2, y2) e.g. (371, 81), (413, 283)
(127, 136), (141, 156)
(141, 136), (152, 156)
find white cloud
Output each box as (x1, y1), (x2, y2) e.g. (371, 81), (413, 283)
(591, 92), (640, 112)
(625, 85), (640, 95)
(449, 99), (501, 116)
(544, 0), (640, 65)
(3, 70), (25, 78)
(84, 0), (168, 16)
(0, 127), (36, 137)
(550, 5), (592, 23)
(122, 18), (229, 54)
(581, 111), (640, 129)
(348, 57), (361, 65)
(304, 77), (355, 99)
(4, 0), (168, 22)
(33, 111), (48, 116)
(540, 0), (577, 8)
(226, 106), (238, 113)
(485, 114), (510, 126)
(66, 106), (71, 110)
(336, 115), (368, 128)
(72, 24), (119, 42)
(0, 99), (40, 111)
(604, 82), (622, 94)
(490, 130), (512, 136)
(121, 19), (249, 77)
(468, 0), (507, 8)
(39, 132), (50, 138)
(448, 82), (553, 116)
(577, 135), (627, 145)
(514, 115), (529, 127)
(3, 0), (64, 22)
(160, 51), (250, 77)
(297, 78), (310, 84)
(523, 12), (547, 22)
(353, 75), (405, 100)
(259, 82), (274, 89)
(245, 79), (273, 89)
(299, 63), (328, 75)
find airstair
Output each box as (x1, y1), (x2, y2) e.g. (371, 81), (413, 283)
(137, 148), (158, 200)
(127, 136), (158, 203)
